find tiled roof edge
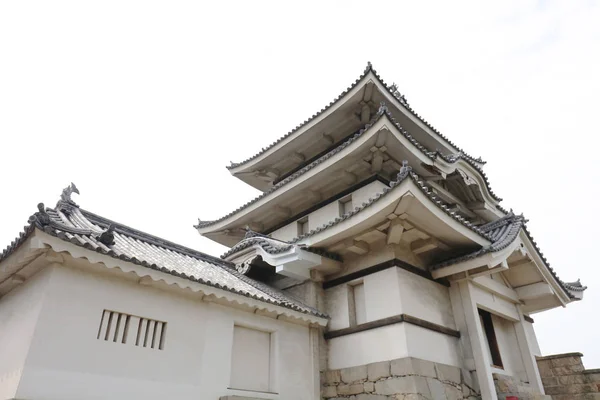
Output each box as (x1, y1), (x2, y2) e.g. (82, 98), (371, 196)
(4, 202), (326, 318)
(289, 165), (492, 243)
(227, 62), (485, 170)
(197, 104), (504, 230)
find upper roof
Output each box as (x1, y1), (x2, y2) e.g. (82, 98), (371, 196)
(196, 104), (503, 241)
(227, 62), (485, 178)
(0, 184), (325, 319)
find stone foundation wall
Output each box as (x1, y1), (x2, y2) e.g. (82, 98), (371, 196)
(493, 373), (550, 400)
(321, 357), (479, 400)
(537, 352), (600, 400)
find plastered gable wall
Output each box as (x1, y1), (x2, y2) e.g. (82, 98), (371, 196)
(15, 263), (315, 400)
(0, 267), (52, 400)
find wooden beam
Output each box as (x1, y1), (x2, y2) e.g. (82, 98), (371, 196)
(386, 218), (404, 245)
(363, 81), (374, 102)
(515, 282), (554, 300)
(291, 152), (305, 163)
(321, 133), (334, 145)
(360, 103), (370, 123)
(371, 150), (384, 173)
(411, 238), (439, 255)
(274, 205), (291, 218)
(471, 276), (520, 303)
(345, 239), (369, 255)
(394, 192), (414, 215)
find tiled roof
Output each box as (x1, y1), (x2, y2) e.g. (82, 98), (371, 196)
(430, 213), (584, 299)
(2, 187), (326, 318)
(227, 62), (484, 170)
(221, 230), (341, 261)
(289, 164), (491, 244)
(196, 104), (503, 229)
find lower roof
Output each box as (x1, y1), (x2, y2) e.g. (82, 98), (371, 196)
(0, 187), (325, 319)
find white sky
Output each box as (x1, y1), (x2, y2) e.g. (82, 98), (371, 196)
(1, 0), (599, 367)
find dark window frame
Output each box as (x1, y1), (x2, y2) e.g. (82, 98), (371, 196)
(478, 308), (503, 369)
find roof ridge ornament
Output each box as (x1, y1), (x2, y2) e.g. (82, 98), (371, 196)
(378, 102), (389, 115)
(97, 224), (116, 246)
(395, 160), (412, 182)
(28, 203), (51, 227)
(364, 61), (373, 73)
(57, 182), (80, 211)
(389, 82), (409, 107)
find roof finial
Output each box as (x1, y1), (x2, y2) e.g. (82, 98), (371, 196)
(28, 203), (51, 227)
(378, 102), (388, 115)
(97, 224), (116, 246)
(396, 160), (412, 181)
(389, 83), (409, 107)
(364, 61), (373, 73)
(60, 183), (80, 205)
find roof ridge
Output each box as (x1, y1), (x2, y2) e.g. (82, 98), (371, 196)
(79, 209), (229, 267)
(227, 62), (485, 171)
(289, 163), (492, 243)
(198, 106), (504, 230)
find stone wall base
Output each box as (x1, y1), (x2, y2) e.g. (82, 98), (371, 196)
(321, 357), (479, 400)
(537, 352), (600, 400)
(493, 373), (551, 400)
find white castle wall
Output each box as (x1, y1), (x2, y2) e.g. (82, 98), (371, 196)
(0, 268), (52, 400)
(6, 263), (316, 400)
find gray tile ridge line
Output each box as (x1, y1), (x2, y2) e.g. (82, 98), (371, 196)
(228, 62), (485, 170)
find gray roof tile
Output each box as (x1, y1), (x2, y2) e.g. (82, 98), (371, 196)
(227, 62), (484, 170)
(3, 188), (326, 319)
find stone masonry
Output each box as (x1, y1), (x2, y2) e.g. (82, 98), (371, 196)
(493, 373), (550, 400)
(321, 357), (480, 400)
(537, 353), (600, 400)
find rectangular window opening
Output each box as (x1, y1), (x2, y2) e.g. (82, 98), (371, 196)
(348, 282), (366, 326)
(339, 196), (353, 217)
(230, 325), (272, 393)
(478, 308), (503, 368)
(97, 310), (166, 351)
(297, 217), (309, 236)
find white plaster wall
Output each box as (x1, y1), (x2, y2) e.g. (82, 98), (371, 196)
(472, 284), (519, 321)
(269, 181), (388, 242)
(524, 320), (541, 356)
(352, 181), (386, 206)
(0, 268), (52, 400)
(363, 268), (402, 322)
(396, 269), (456, 329)
(492, 315), (527, 382)
(15, 264), (315, 400)
(404, 324), (462, 367)
(270, 222), (297, 242)
(328, 324), (408, 370)
(325, 285), (350, 331)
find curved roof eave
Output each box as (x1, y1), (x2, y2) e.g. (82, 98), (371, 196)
(290, 166), (492, 247)
(197, 107), (504, 233)
(227, 62), (485, 172)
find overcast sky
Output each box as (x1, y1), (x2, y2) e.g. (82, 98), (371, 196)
(1, 0), (599, 367)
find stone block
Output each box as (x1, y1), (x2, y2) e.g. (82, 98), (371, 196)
(541, 376), (558, 386)
(552, 355), (584, 367)
(355, 394), (389, 400)
(368, 361), (391, 381)
(390, 357), (436, 378)
(586, 373), (600, 383)
(325, 369), (341, 384)
(553, 364), (585, 375)
(364, 382), (375, 392)
(435, 363), (461, 384)
(322, 385), (337, 398)
(537, 360), (554, 378)
(374, 375), (430, 396)
(545, 383), (597, 395)
(426, 377), (446, 400)
(337, 383), (364, 395)
(494, 374), (518, 394)
(558, 374), (588, 385)
(444, 384), (463, 400)
(341, 365), (368, 383)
